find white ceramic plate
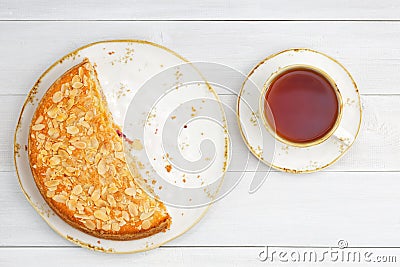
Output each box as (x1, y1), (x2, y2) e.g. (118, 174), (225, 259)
(238, 48), (362, 173)
(14, 40), (228, 253)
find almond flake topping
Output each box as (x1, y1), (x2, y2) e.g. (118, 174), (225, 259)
(94, 210), (108, 221)
(32, 124), (45, 131)
(52, 91), (63, 103)
(45, 180), (60, 187)
(66, 126), (79, 135)
(72, 185), (83, 195)
(72, 82), (83, 89)
(124, 187), (136, 196)
(52, 195), (67, 203)
(29, 60), (170, 236)
(97, 158), (107, 175)
(142, 220), (151, 230)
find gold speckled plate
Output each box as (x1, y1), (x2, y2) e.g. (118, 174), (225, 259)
(237, 48), (362, 173)
(14, 40), (228, 253)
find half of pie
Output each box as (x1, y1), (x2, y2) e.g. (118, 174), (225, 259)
(28, 58), (171, 240)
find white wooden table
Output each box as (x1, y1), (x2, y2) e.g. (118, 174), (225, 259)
(2, 1), (400, 266)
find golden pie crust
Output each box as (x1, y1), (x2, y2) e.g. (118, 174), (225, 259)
(28, 59), (171, 240)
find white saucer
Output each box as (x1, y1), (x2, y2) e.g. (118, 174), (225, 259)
(237, 48), (362, 173)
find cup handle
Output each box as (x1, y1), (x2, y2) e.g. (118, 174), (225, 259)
(332, 126), (354, 147)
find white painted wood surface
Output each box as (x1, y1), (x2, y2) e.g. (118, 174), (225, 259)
(2, 1), (400, 266)
(2, 22), (400, 95)
(1, 0), (400, 21)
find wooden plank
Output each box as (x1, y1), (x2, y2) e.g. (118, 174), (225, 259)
(3, 171), (400, 248)
(0, 95), (24, 172)
(2, 247), (399, 267)
(219, 94), (400, 172)
(1, 0), (400, 21)
(1, 21), (400, 95)
(0, 247), (260, 267)
(4, 94), (400, 172)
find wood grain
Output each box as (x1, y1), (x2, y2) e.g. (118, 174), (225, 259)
(0, 247), (262, 266)
(5, 94), (400, 172)
(1, 0), (400, 21)
(1, 22), (400, 95)
(1, 247), (400, 266)
(2, 1), (400, 263)
(3, 170), (400, 247)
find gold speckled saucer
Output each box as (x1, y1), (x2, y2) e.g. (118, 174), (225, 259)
(237, 48), (362, 173)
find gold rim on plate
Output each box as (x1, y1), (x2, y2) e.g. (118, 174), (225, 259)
(14, 39), (228, 253)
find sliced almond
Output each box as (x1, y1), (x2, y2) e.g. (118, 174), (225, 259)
(72, 141), (87, 149)
(52, 91), (63, 103)
(66, 126), (79, 135)
(84, 220), (96, 230)
(88, 185), (95, 195)
(66, 166), (76, 173)
(35, 115), (44, 125)
(94, 199), (108, 208)
(108, 186), (118, 194)
(56, 112), (67, 122)
(79, 121), (90, 129)
(37, 133), (46, 140)
(112, 222), (120, 231)
(74, 214), (92, 220)
(72, 82), (83, 89)
(122, 211), (130, 221)
(58, 149), (69, 158)
(87, 127), (94, 135)
(141, 219), (151, 230)
(48, 186), (57, 192)
(79, 67), (84, 80)
(66, 98), (75, 110)
(90, 136), (99, 149)
(107, 195), (116, 207)
(47, 106), (58, 119)
(140, 210), (154, 221)
(66, 199), (77, 211)
(72, 185), (83, 195)
(61, 83), (69, 93)
(52, 194), (67, 203)
(48, 128), (60, 139)
(46, 190), (55, 198)
(70, 88), (79, 97)
(124, 187), (136, 197)
(72, 75), (81, 84)
(32, 124), (45, 131)
(49, 156), (61, 166)
(97, 158), (107, 175)
(45, 180), (60, 187)
(91, 189), (101, 201)
(94, 210), (108, 221)
(102, 223), (111, 231)
(128, 202), (138, 217)
(85, 110), (94, 121)
(76, 202), (85, 212)
(52, 142), (62, 151)
(96, 220), (101, 230)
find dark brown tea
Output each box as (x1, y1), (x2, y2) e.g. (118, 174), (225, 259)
(264, 67), (339, 144)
